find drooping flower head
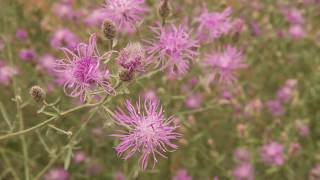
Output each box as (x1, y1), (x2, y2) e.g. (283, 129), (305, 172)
(204, 46), (246, 85)
(195, 7), (233, 42)
(260, 142), (285, 166)
(112, 98), (180, 170)
(117, 42), (146, 72)
(103, 0), (148, 33)
(50, 28), (79, 50)
(55, 33), (115, 102)
(173, 169), (192, 180)
(146, 24), (198, 77)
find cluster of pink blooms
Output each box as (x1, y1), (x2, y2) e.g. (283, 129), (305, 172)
(232, 148), (254, 180)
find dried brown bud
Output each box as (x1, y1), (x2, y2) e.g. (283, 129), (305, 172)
(119, 70), (134, 82)
(102, 19), (116, 40)
(29, 86), (46, 102)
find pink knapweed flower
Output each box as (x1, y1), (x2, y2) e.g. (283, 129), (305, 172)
(55, 33), (115, 102)
(115, 171), (125, 180)
(232, 163), (254, 180)
(289, 25), (305, 39)
(146, 25), (198, 77)
(50, 28), (79, 50)
(260, 142), (285, 166)
(195, 7), (233, 41)
(112, 98), (180, 170)
(52, 2), (74, 20)
(117, 42), (146, 72)
(73, 151), (87, 164)
(204, 46), (246, 85)
(44, 167), (69, 180)
(282, 8), (304, 25)
(234, 148), (251, 163)
(103, 0), (148, 33)
(185, 94), (203, 109)
(173, 169), (192, 180)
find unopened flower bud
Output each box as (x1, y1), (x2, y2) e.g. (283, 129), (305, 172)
(119, 70), (134, 82)
(102, 19), (116, 40)
(158, 0), (170, 23)
(29, 86), (46, 102)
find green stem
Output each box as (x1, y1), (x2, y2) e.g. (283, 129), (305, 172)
(0, 150), (20, 180)
(0, 116), (56, 141)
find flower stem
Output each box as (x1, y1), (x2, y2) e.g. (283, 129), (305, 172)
(0, 116), (56, 141)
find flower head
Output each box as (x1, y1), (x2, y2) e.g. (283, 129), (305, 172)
(50, 28), (79, 50)
(173, 169), (192, 180)
(103, 0), (148, 33)
(0, 60), (18, 86)
(195, 7), (233, 41)
(112, 98), (180, 170)
(19, 48), (36, 61)
(85, 9), (109, 27)
(38, 54), (57, 75)
(232, 163), (254, 180)
(117, 42), (145, 72)
(146, 25), (198, 77)
(267, 99), (284, 117)
(260, 142), (285, 166)
(44, 167), (69, 180)
(16, 29), (28, 40)
(55, 33), (115, 102)
(204, 46), (246, 85)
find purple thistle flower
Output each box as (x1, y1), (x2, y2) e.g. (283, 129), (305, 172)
(289, 25), (305, 39)
(44, 167), (69, 180)
(146, 25), (198, 77)
(204, 46), (246, 85)
(55, 33), (116, 102)
(73, 151), (87, 164)
(195, 7), (233, 41)
(173, 169), (192, 180)
(260, 142), (285, 166)
(112, 98), (180, 170)
(19, 48), (36, 61)
(281, 8), (304, 25)
(117, 42), (146, 72)
(232, 163), (254, 180)
(103, 0), (148, 33)
(52, 2), (74, 20)
(50, 28), (79, 50)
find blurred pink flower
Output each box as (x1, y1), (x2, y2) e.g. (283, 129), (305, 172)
(15, 29), (28, 40)
(260, 142), (285, 166)
(288, 143), (301, 157)
(44, 168), (69, 180)
(289, 25), (305, 39)
(195, 7), (233, 41)
(234, 148), (251, 163)
(146, 25), (198, 77)
(267, 99), (284, 117)
(115, 171), (125, 180)
(19, 48), (36, 61)
(84, 9), (108, 27)
(52, 2), (74, 20)
(0, 60), (18, 86)
(173, 169), (192, 180)
(112, 99), (180, 170)
(232, 163), (254, 180)
(204, 46), (246, 85)
(117, 42), (146, 72)
(55, 33), (115, 102)
(38, 54), (56, 75)
(103, 0), (148, 33)
(282, 8), (304, 25)
(50, 28), (79, 50)
(73, 151), (87, 164)
(141, 89), (159, 102)
(185, 94), (203, 109)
